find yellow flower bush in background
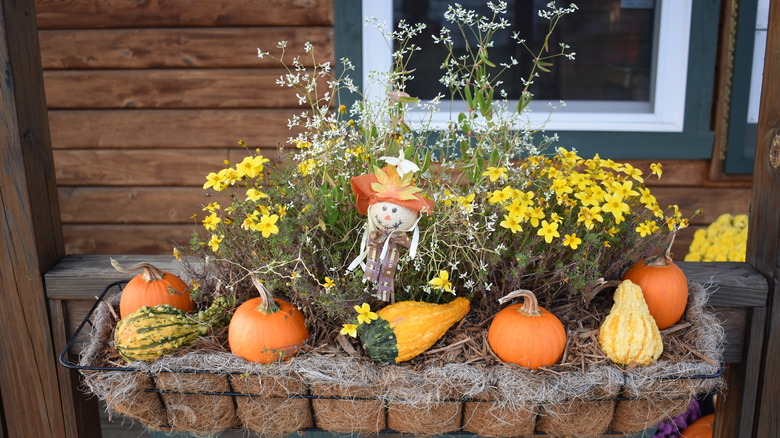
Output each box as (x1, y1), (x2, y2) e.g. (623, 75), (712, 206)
(685, 213), (748, 262)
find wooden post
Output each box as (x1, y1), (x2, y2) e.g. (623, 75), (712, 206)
(746, 0), (780, 435)
(0, 0), (70, 436)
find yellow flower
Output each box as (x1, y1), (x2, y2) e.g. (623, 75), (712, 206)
(733, 214), (749, 229)
(457, 193), (476, 213)
(245, 188), (269, 202)
(482, 166), (507, 182)
(236, 156), (260, 179)
(601, 193), (630, 221)
(340, 324), (358, 338)
(354, 303), (378, 324)
(429, 270), (453, 293)
(557, 147), (580, 163)
(574, 189), (600, 207)
(202, 213), (222, 231)
(505, 200), (528, 218)
(256, 214), (280, 238)
(297, 159), (316, 176)
(577, 206), (603, 230)
(295, 140), (312, 149)
(684, 252), (702, 262)
(525, 206), (545, 227)
(500, 214), (523, 233)
(217, 167), (238, 186)
(203, 172), (225, 191)
(253, 155), (270, 170)
(563, 233), (582, 250)
(323, 277), (336, 288)
(338, 104), (347, 113)
(242, 212), (258, 231)
(276, 204), (287, 218)
(550, 213), (563, 224)
(650, 163), (663, 179)
(488, 187), (513, 204)
(610, 180), (639, 199)
(537, 220), (560, 244)
(551, 178), (573, 198)
(635, 220), (659, 237)
(620, 163), (644, 183)
(208, 234), (223, 252)
(172, 247), (183, 261)
(202, 202), (221, 212)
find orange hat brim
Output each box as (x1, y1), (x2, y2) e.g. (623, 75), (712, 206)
(351, 172), (434, 216)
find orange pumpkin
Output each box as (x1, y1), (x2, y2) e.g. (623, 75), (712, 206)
(228, 276), (309, 363)
(622, 251), (688, 330)
(488, 290), (567, 370)
(112, 259), (195, 319)
(681, 413), (714, 438)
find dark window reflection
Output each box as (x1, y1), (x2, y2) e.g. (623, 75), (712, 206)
(393, 0), (656, 102)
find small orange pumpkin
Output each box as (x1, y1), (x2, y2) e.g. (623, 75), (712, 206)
(488, 289), (567, 370)
(228, 276), (309, 363)
(622, 246), (688, 330)
(113, 258), (195, 319)
(681, 413), (714, 438)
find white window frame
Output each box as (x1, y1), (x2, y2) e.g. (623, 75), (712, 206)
(362, 0), (692, 133)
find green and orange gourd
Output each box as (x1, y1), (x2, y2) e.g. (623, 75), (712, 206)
(487, 290), (567, 370)
(359, 297), (471, 363)
(114, 296), (233, 362)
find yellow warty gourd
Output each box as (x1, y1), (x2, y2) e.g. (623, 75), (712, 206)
(598, 279), (663, 366)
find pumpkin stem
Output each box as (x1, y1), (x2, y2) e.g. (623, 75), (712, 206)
(110, 258), (165, 282)
(590, 278), (623, 296)
(646, 228), (677, 267)
(250, 275), (281, 314)
(497, 289), (542, 317)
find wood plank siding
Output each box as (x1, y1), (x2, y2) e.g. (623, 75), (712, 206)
(35, 0), (333, 255)
(35, 0), (749, 259)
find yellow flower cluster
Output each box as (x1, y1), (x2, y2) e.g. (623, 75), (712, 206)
(340, 303), (378, 338)
(488, 147), (676, 249)
(685, 213), (748, 262)
(200, 147), (283, 252)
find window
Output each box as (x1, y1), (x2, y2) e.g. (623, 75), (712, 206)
(364, 0), (691, 133)
(336, 0), (720, 159)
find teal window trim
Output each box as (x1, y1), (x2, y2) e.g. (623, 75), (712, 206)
(725, 0), (760, 174)
(334, 0), (720, 160)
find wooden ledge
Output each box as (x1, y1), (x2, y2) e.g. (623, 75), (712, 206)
(45, 255), (768, 306)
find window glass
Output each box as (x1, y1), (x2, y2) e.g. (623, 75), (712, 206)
(363, 0), (693, 132)
(395, 0), (656, 104)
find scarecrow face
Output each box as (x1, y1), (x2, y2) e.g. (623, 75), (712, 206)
(369, 201), (419, 232)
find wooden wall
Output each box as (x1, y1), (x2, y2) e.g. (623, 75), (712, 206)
(35, 0), (334, 254)
(35, 0), (750, 259)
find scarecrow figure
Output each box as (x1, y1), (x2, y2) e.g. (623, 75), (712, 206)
(348, 158), (434, 302)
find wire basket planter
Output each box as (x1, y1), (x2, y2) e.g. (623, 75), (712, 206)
(61, 281), (725, 437)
